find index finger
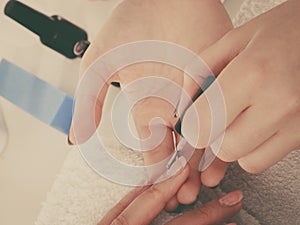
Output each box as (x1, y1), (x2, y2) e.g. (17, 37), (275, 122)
(166, 190), (243, 225)
(100, 161), (190, 225)
(99, 186), (149, 225)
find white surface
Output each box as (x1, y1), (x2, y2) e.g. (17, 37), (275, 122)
(0, 0), (243, 225)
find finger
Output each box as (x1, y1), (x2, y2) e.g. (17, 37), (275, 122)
(201, 157), (228, 187)
(174, 73), (213, 206)
(132, 98), (176, 165)
(177, 27), (254, 148)
(165, 196), (179, 212)
(177, 149), (203, 204)
(200, 28), (252, 76)
(68, 42), (118, 144)
(166, 137), (202, 209)
(181, 49), (261, 149)
(165, 132), (181, 210)
(215, 101), (280, 162)
(176, 72), (205, 118)
(165, 190), (243, 225)
(98, 186), (148, 225)
(238, 114), (300, 173)
(69, 81), (110, 144)
(142, 127), (174, 166)
(110, 162), (190, 225)
(178, 30), (241, 115)
(177, 166), (201, 205)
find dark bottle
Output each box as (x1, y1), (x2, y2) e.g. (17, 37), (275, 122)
(4, 0), (90, 59)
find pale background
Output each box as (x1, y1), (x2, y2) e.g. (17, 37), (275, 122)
(0, 0), (244, 225)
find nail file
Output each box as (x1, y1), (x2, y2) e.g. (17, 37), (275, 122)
(0, 58), (74, 135)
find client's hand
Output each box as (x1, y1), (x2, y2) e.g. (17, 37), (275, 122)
(98, 162), (242, 225)
(69, 0), (233, 210)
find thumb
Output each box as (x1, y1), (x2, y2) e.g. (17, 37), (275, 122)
(68, 44), (118, 145)
(68, 78), (110, 145)
(166, 190), (243, 225)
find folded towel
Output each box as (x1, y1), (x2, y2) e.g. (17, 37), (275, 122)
(36, 1), (300, 225)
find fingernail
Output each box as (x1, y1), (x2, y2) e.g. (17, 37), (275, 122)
(67, 136), (74, 146)
(167, 156), (187, 176)
(219, 190), (243, 207)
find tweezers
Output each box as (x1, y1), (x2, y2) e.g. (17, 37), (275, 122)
(167, 76), (216, 169)
(166, 135), (186, 169)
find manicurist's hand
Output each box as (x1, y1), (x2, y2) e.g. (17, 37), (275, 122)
(98, 161), (242, 225)
(179, 0), (300, 173)
(69, 0), (233, 210)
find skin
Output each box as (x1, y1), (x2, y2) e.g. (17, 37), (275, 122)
(181, 0), (300, 173)
(98, 164), (243, 225)
(68, 0), (300, 222)
(69, 0), (233, 211)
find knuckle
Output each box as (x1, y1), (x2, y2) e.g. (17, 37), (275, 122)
(285, 94), (300, 116)
(239, 56), (267, 84)
(111, 215), (129, 225)
(194, 204), (214, 222)
(271, 92), (300, 123)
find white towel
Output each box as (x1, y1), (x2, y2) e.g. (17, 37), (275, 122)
(36, 1), (300, 225)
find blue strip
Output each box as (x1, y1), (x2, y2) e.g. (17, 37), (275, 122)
(50, 95), (74, 134)
(0, 59), (74, 134)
